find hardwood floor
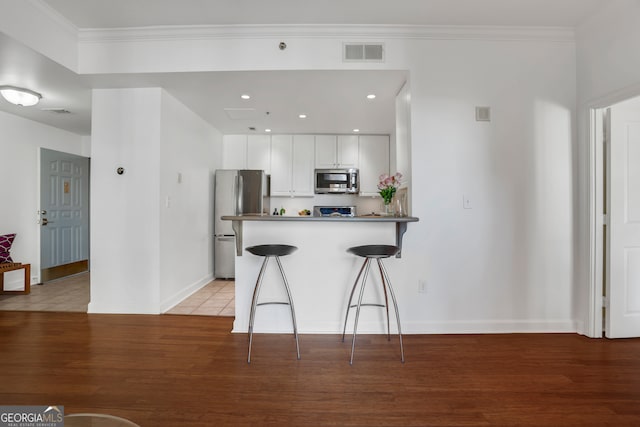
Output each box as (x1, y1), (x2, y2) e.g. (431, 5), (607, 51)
(1, 311), (640, 426)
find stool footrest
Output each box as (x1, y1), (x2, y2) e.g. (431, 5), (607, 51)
(348, 303), (386, 309)
(256, 301), (291, 307)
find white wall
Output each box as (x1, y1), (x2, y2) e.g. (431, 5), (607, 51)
(0, 0), (78, 71)
(80, 29), (577, 331)
(576, 0), (640, 106)
(403, 39), (576, 332)
(79, 31), (574, 331)
(3, 13), (586, 331)
(159, 90), (222, 311)
(90, 88), (222, 314)
(0, 111), (85, 285)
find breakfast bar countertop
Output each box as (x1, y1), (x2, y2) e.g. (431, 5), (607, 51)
(221, 214), (419, 257)
(220, 214), (419, 222)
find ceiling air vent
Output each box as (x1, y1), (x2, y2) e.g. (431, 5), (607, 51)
(343, 43), (385, 62)
(41, 108), (72, 114)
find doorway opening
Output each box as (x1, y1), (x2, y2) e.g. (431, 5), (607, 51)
(590, 95), (640, 338)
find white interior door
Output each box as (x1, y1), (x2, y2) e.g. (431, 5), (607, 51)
(40, 148), (90, 278)
(605, 105), (640, 338)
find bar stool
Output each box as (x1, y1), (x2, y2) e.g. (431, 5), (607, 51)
(245, 244), (300, 363)
(342, 244), (404, 364)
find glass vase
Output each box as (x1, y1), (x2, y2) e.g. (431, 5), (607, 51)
(383, 199), (394, 216)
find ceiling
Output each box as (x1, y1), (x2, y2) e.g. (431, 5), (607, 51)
(0, 0), (606, 136)
(42, 0), (605, 28)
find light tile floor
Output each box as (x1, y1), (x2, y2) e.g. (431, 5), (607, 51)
(165, 280), (235, 317)
(0, 272), (235, 316)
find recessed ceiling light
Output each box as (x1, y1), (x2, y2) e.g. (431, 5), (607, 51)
(0, 85), (42, 106)
(241, 94), (251, 100)
(265, 128), (272, 133)
(367, 94), (376, 99)
(298, 114), (307, 119)
(353, 129), (360, 133)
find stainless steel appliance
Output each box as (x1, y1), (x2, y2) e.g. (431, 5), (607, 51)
(214, 169), (270, 278)
(315, 168), (359, 194)
(313, 206), (357, 217)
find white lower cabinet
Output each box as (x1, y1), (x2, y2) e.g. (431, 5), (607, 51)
(270, 135), (315, 197)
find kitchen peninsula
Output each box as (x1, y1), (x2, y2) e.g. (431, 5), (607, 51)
(221, 214), (418, 334)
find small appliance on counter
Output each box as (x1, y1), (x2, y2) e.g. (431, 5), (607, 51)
(214, 169), (270, 278)
(313, 206), (357, 217)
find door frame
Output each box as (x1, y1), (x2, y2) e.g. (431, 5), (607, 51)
(38, 148), (91, 283)
(587, 83), (640, 337)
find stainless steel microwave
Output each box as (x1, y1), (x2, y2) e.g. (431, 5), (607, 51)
(315, 168), (359, 194)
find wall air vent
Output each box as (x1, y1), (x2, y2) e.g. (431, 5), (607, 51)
(343, 43), (385, 62)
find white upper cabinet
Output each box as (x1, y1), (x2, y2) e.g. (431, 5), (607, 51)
(315, 135), (359, 169)
(222, 135), (248, 169)
(270, 135), (293, 196)
(271, 135), (315, 197)
(291, 135), (315, 196)
(358, 135), (390, 196)
(247, 135), (271, 174)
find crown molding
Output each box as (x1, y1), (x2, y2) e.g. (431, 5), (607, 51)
(78, 24), (575, 44)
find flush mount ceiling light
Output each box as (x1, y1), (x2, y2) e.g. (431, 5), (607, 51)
(265, 128), (272, 133)
(240, 94), (251, 100)
(0, 85), (42, 106)
(353, 129), (360, 133)
(367, 94), (376, 99)
(298, 114), (307, 119)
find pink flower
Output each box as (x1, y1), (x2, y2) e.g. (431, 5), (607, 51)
(378, 171), (403, 204)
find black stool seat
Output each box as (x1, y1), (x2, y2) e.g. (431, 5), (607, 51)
(246, 244), (298, 257)
(347, 244), (399, 258)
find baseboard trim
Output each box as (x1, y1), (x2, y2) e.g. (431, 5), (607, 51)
(41, 260), (89, 283)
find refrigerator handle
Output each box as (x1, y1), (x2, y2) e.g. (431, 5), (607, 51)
(236, 174), (243, 215)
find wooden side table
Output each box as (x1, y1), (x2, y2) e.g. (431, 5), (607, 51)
(0, 263), (31, 295)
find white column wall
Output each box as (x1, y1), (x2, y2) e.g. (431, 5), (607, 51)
(90, 88), (223, 314)
(90, 88), (163, 313)
(0, 111), (85, 285)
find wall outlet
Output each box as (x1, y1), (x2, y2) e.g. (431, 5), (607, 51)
(463, 194), (472, 209)
(418, 280), (427, 293)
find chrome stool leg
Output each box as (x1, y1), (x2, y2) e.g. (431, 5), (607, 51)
(377, 259), (391, 341)
(350, 258), (373, 365)
(342, 258), (369, 342)
(275, 255), (300, 360)
(248, 256), (270, 364)
(378, 258), (404, 363)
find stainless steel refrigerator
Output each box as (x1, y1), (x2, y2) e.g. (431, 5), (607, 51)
(214, 169), (269, 278)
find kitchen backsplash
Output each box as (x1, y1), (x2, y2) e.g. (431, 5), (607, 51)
(270, 194), (382, 216)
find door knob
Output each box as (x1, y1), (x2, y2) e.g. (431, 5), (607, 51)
(41, 218), (50, 226)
